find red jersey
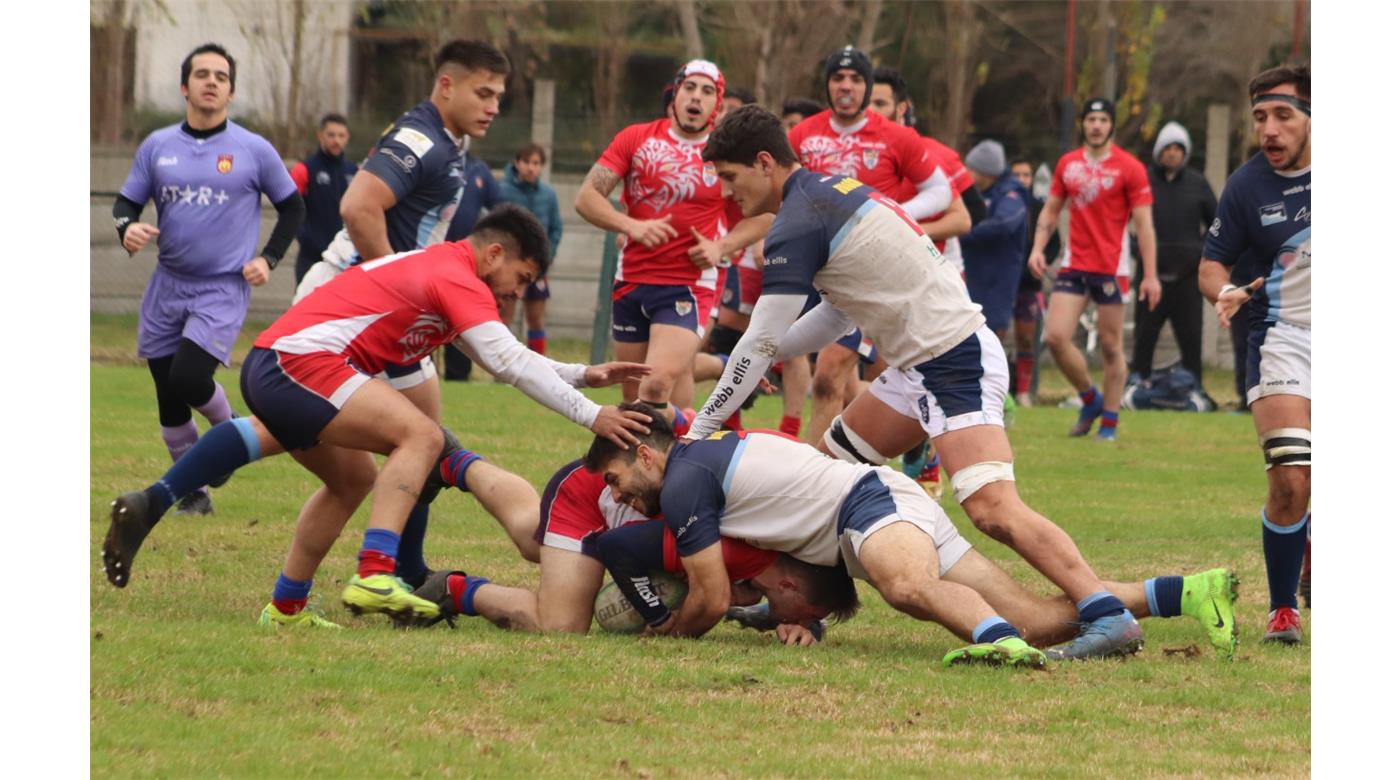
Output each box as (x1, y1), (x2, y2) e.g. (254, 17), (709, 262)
(788, 108), (937, 198)
(1050, 145), (1153, 275)
(889, 135), (973, 252)
(254, 241), (499, 373)
(662, 528), (777, 581)
(597, 118), (725, 288)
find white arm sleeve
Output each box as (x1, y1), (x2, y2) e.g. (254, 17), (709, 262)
(898, 168), (953, 222)
(453, 322), (601, 429)
(687, 293), (808, 439)
(773, 300), (855, 362)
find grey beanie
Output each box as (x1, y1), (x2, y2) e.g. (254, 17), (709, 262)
(965, 139), (1006, 177)
(1153, 121), (1192, 160)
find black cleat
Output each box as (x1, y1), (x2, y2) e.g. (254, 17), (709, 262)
(175, 491), (213, 516)
(398, 570), (464, 629)
(103, 492), (159, 588)
(419, 427), (464, 505)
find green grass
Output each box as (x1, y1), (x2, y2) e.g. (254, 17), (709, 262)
(90, 313), (1308, 777)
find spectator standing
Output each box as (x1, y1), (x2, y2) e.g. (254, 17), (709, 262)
(289, 113), (357, 285)
(1132, 122), (1218, 386)
(960, 140), (1028, 340)
(497, 142), (563, 354)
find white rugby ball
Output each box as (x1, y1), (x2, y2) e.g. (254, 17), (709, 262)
(593, 571), (689, 634)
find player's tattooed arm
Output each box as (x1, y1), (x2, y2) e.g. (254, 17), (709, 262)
(585, 164), (622, 198)
(575, 164), (678, 248)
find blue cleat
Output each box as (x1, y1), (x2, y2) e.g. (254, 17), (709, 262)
(1069, 390), (1104, 437)
(1045, 609), (1144, 660)
(1095, 427), (1118, 442)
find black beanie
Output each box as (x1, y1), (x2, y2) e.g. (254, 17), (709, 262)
(823, 46), (875, 111)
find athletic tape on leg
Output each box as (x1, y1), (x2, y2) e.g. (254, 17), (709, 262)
(950, 461), (1016, 503)
(1259, 427), (1310, 470)
(822, 415), (885, 466)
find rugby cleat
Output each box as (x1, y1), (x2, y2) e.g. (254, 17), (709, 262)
(725, 602), (827, 641)
(257, 602), (342, 630)
(942, 636), (1047, 669)
(175, 490), (214, 516)
(103, 491), (160, 588)
(1181, 568), (1240, 660)
(1069, 390), (1104, 437)
(398, 569), (463, 628)
(1263, 607), (1303, 644)
(1044, 610), (1144, 660)
(1096, 427), (1118, 442)
(1015, 392), (1034, 408)
(341, 573), (440, 623)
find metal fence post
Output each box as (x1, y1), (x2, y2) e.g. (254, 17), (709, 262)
(590, 232), (619, 364)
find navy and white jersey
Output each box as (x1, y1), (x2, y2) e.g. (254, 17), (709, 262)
(762, 169), (985, 368)
(360, 100), (467, 254)
(1203, 154), (1310, 328)
(660, 430), (876, 567)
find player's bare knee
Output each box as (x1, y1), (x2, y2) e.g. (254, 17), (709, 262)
(874, 573), (931, 614)
(811, 371), (842, 401)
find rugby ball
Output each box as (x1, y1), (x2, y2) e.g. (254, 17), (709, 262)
(593, 571), (689, 634)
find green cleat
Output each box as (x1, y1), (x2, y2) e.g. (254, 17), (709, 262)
(341, 573), (440, 622)
(257, 602), (343, 630)
(1181, 568), (1239, 660)
(942, 636), (1048, 669)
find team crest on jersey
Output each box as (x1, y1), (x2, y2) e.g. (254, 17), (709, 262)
(863, 149), (880, 170)
(399, 313), (450, 362)
(702, 161), (718, 187)
(216, 154), (234, 174)
(674, 300), (694, 317)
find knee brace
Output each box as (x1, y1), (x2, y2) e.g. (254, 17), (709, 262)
(950, 461), (1016, 503)
(822, 415), (886, 466)
(1260, 428), (1310, 470)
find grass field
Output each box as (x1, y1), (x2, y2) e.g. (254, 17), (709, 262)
(90, 313), (1309, 777)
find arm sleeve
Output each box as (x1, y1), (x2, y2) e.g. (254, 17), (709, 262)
(289, 162), (309, 195)
(659, 462), (725, 557)
(595, 521), (675, 627)
(898, 167), (953, 221)
(453, 322), (602, 428)
(773, 299), (854, 361)
(687, 293), (808, 439)
(961, 184), (988, 225)
(966, 189), (1026, 242)
(112, 195), (143, 244)
(260, 193), (306, 267)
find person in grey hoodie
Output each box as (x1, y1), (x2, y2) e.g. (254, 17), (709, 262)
(1132, 122), (1218, 384)
(499, 142), (564, 353)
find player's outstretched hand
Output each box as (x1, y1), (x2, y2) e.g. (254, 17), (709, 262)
(776, 623), (819, 647)
(1138, 275), (1162, 311)
(626, 214), (678, 248)
(243, 257), (272, 286)
(1027, 249), (1047, 279)
(123, 223), (159, 254)
(592, 405), (655, 448)
(641, 612), (678, 637)
(584, 361), (652, 388)
(686, 226), (724, 269)
(1215, 277), (1264, 327)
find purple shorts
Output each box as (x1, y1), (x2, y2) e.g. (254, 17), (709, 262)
(1053, 269), (1128, 306)
(138, 266), (250, 365)
(1013, 289), (1045, 324)
(611, 282), (705, 343)
(525, 276), (550, 302)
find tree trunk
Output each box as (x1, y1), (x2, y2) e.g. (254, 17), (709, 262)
(286, 0), (306, 153)
(676, 0), (704, 60)
(941, 0), (981, 149)
(592, 2), (631, 133)
(97, 0), (129, 146)
(856, 0), (883, 53)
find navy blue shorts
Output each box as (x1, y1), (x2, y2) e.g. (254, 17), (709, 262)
(240, 347), (371, 451)
(525, 276), (550, 302)
(1053, 269), (1128, 305)
(611, 281), (706, 343)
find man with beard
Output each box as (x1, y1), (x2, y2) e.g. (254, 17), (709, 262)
(1028, 98), (1161, 441)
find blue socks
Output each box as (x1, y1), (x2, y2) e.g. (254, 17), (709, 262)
(1144, 576), (1185, 618)
(272, 573), (313, 615)
(1077, 591), (1129, 623)
(147, 417), (261, 517)
(396, 504), (432, 588)
(1262, 509), (1309, 610)
(972, 617), (1022, 644)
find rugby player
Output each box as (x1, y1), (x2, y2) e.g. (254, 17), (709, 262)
(590, 406), (1240, 661)
(575, 60), (768, 423)
(788, 49), (954, 450)
(1028, 98), (1161, 441)
(1198, 65), (1311, 644)
(1009, 158), (1055, 408)
(684, 105), (1151, 659)
(103, 206), (653, 628)
(113, 43), (305, 516)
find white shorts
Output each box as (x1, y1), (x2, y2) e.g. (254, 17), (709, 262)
(867, 326), (1008, 437)
(1246, 321), (1311, 405)
(292, 260), (343, 304)
(837, 467), (973, 582)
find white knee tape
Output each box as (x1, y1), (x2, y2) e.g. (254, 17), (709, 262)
(950, 461), (1016, 503)
(1260, 427), (1310, 470)
(822, 414), (886, 466)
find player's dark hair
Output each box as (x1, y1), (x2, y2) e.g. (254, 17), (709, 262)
(515, 142), (547, 164)
(319, 112), (349, 129)
(726, 86), (757, 105)
(1249, 63), (1310, 103)
(872, 66), (909, 103)
(181, 43), (236, 91)
(784, 557), (861, 623)
(702, 105), (798, 167)
(473, 204), (552, 275)
(583, 402), (676, 471)
(781, 97), (823, 120)
(435, 39), (511, 77)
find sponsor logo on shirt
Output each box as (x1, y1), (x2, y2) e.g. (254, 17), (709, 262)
(1293, 206), (1310, 223)
(675, 515), (699, 539)
(392, 127), (435, 157)
(1258, 201), (1287, 226)
(160, 185), (229, 206)
(1209, 218), (1221, 237)
(380, 149), (418, 172)
(157, 156), (179, 167)
(217, 154), (234, 174)
(764, 255), (787, 266)
(316, 170), (332, 186)
(1282, 184), (1308, 196)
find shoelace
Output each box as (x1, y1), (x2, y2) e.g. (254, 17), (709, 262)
(1270, 609), (1299, 631)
